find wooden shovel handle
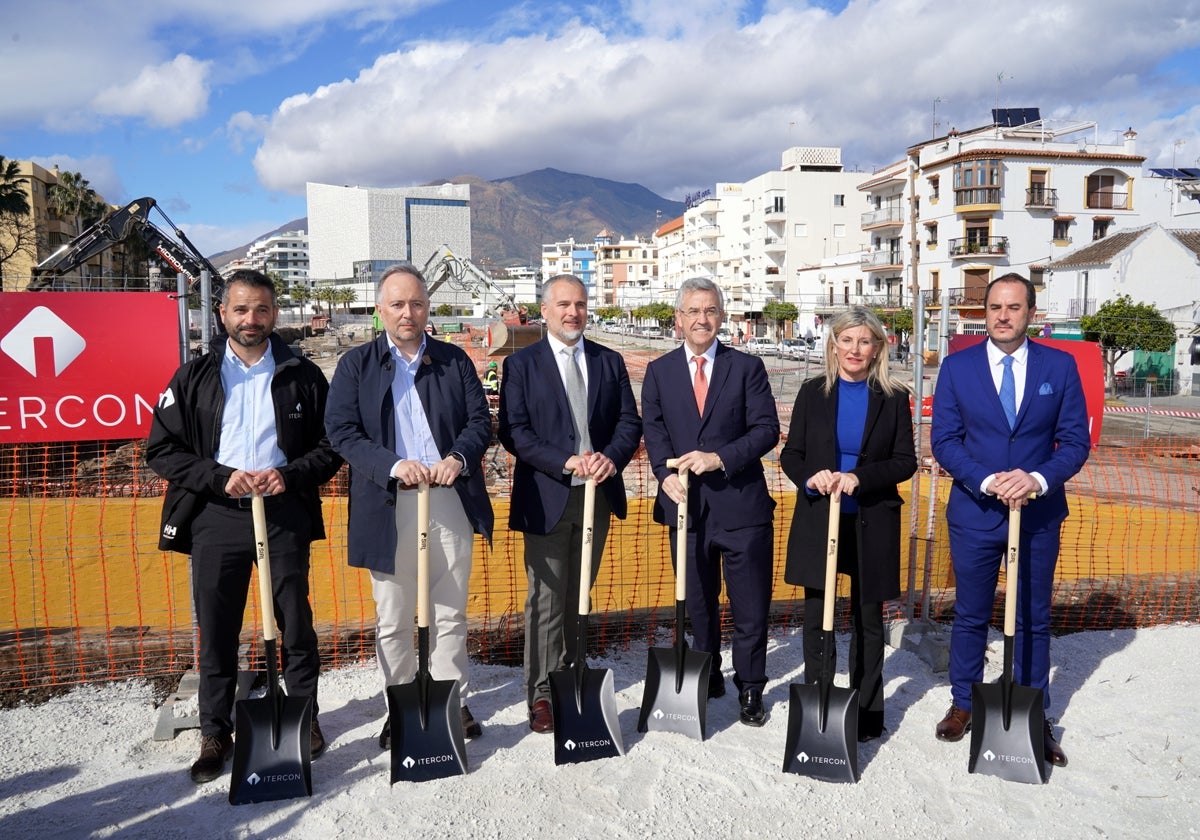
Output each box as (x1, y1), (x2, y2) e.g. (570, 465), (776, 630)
(822, 491), (841, 633)
(665, 459), (689, 601)
(1003, 505), (1021, 638)
(250, 493), (276, 644)
(577, 478), (597, 616)
(416, 482), (431, 630)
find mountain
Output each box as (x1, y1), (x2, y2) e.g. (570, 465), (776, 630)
(208, 169), (684, 269)
(208, 217), (307, 269)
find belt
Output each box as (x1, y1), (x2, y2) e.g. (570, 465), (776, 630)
(207, 494), (286, 511)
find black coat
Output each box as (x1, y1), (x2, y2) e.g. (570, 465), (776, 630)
(779, 376), (916, 603)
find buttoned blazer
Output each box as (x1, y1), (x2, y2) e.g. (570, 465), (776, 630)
(641, 342), (779, 530)
(930, 339), (1090, 534)
(497, 336), (643, 535)
(324, 335), (494, 574)
(779, 376), (916, 602)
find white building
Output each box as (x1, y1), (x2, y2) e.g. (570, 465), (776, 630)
(306, 181), (471, 307)
(243, 229), (309, 286)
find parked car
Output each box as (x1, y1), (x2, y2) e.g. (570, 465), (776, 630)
(717, 328), (733, 343)
(744, 336), (776, 355)
(778, 338), (805, 359)
(804, 340), (826, 362)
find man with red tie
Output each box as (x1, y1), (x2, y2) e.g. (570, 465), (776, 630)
(641, 277), (780, 726)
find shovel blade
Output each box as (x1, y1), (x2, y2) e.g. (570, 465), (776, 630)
(228, 694), (313, 805)
(782, 682), (859, 782)
(549, 664), (624, 765)
(969, 680), (1046, 784)
(386, 678), (467, 783)
(636, 645), (710, 740)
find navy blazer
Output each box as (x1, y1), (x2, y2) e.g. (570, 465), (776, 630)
(324, 335), (494, 574)
(497, 336), (642, 535)
(931, 339), (1090, 534)
(641, 342), (779, 530)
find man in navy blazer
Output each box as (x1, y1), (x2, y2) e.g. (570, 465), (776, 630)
(641, 277), (780, 726)
(931, 273), (1089, 766)
(325, 264), (494, 745)
(497, 274), (642, 733)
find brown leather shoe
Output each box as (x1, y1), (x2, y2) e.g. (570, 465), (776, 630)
(310, 718), (326, 759)
(1044, 720), (1068, 767)
(936, 705), (972, 742)
(190, 732), (233, 784)
(529, 699), (554, 733)
(461, 705), (482, 740)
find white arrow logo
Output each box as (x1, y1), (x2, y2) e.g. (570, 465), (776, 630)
(1, 306), (86, 377)
(653, 709), (665, 720)
(983, 749), (996, 761)
(796, 751), (810, 763)
(246, 772), (261, 785)
(564, 739), (577, 751)
(402, 756), (416, 769)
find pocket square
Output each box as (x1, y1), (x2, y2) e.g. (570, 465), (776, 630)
(1038, 382), (1054, 395)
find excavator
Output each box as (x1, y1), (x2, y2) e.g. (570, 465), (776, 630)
(28, 196), (223, 298)
(420, 245), (521, 321)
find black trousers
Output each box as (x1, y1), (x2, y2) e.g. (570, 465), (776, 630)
(803, 514), (885, 736)
(189, 495), (320, 738)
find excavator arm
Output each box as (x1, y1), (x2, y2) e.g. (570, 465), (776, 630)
(421, 245), (517, 319)
(29, 196), (222, 299)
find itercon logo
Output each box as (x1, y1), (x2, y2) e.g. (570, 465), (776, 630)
(0, 306), (86, 378)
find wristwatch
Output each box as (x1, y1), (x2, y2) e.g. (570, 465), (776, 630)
(449, 451), (469, 476)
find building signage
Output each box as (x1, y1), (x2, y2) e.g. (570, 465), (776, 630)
(0, 293), (179, 443)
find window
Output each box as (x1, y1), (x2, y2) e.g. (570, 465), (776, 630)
(930, 270), (940, 296)
(1053, 218), (1072, 241)
(1093, 219), (1112, 240)
(772, 195), (785, 213)
(1029, 266), (1045, 288)
(953, 159), (1002, 205)
(833, 224), (846, 237)
(833, 194), (845, 206)
(926, 222), (938, 246)
(928, 175), (940, 201)
(794, 223), (808, 237)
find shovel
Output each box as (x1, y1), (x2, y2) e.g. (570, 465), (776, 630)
(387, 482), (468, 783)
(783, 491), (859, 782)
(229, 493), (314, 805)
(549, 478), (624, 764)
(637, 459), (711, 740)
(968, 502), (1046, 784)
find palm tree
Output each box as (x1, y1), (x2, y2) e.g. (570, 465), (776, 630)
(0, 156), (30, 217)
(48, 170), (106, 237)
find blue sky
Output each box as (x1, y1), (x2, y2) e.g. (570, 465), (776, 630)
(3, 0), (1199, 255)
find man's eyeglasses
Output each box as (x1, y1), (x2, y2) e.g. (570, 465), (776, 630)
(680, 307), (720, 319)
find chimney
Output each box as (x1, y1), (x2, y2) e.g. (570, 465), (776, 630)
(1124, 128), (1137, 155)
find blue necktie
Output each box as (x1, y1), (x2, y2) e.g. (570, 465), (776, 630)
(1000, 355), (1017, 429)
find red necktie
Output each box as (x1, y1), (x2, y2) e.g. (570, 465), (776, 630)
(693, 356), (708, 414)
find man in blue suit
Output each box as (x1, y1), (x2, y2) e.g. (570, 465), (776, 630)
(931, 273), (1089, 767)
(497, 274), (642, 733)
(641, 277), (780, 726)
(325, 263), (494, 746)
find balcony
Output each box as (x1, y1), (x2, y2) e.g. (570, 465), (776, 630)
(954, 187), (1001, 208)
(1068, 298), (1096, 318)
(861, 206), (905, 229)
(764, 236), (785, 253)
(1086, 191), (1129, 210)
(948, 236), (1009, 258)
(860, 250), (904, 270)
(945, 286), (987, 307)
(1025, 187), (1058, 209)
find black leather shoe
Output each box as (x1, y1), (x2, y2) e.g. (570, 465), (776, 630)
(738, 687), (766, 727)
(936, 705), (971, 742)
(190, 733), (233, 784)
(310, 718), (326, 759)
(858, 709), (885, 743)
(708, 672), (726, 699)
(1044, 720), (1068, 767)
(378, 718), (391, 751)
(461, 705), (482, 740)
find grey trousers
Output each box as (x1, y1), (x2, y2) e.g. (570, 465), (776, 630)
(521, 485), (612, 707)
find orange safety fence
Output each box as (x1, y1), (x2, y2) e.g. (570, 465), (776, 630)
(2, 350), (1198, 701)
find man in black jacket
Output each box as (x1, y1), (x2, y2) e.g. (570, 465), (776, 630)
(146, 269), (342, 784)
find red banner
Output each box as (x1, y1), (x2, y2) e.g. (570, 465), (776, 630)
(0, 293), (180, 443)
(947, 335), (1106, 446)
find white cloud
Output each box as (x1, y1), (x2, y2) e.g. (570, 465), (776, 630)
(91, 54), (213, 128)
(250, 0), (1200, 198)
(225, 112), (271, 154)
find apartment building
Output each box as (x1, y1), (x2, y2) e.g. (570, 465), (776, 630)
(593, 229), (659, 311)
(242, 229), (309, 287)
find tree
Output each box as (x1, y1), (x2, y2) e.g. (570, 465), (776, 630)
(763, 301), (798, 338)
(1080, 295), (1176, 392)
(335, 287), (357, 313)
(48, 170), (106, 237)
(633, 302), (675, 329)
(0, 156), (30, 217)
(311, 286), (339, 316)
(0, 211), (41, 282)
(595, 305), (624, 321)
(436, 303), (454, 317)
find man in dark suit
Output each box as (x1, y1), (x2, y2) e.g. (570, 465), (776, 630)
(497, 274), (642, 733)
(641, 277), (780, 726)
(931, 272), (1090, 767)
(325, 263), (494, 745)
